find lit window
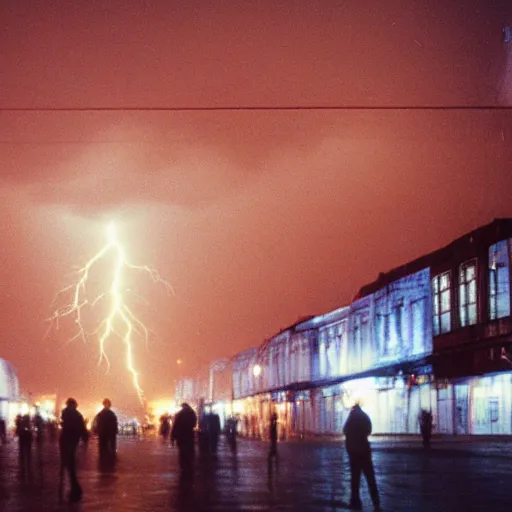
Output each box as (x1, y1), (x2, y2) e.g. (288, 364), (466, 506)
(489, 240), (511, 320)
(459, 260), (477, 327)
(432, 271), (451, 335)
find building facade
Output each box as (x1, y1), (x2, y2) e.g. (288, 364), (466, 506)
(177, 219), (512, 437)
(0, 358), (20, 424)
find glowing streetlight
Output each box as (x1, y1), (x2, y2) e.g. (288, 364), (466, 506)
(253, 364), (262, 377)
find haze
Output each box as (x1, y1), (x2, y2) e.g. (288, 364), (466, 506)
(1, 0), (511, 414)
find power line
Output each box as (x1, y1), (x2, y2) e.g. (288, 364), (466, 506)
(0, 105), (512, 112)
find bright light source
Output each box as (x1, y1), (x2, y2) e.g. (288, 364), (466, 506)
(253, 364), (262, 377)
(46, 221), (172, 403)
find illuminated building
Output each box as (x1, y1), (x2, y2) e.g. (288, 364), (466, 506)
(0, 358), (20, 425)
(178, 219), (512, 437)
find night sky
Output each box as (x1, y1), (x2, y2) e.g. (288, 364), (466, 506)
(1, 1), (511, 415)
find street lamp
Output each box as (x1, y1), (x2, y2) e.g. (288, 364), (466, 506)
(253, 364), (262, 377)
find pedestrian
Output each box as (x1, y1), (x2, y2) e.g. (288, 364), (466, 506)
(343, 403), (380, 511)
(33, 407), (45, 470)
(226, 416), (238, 453)
(269, 412), (278, 457)
(33, 407), (45, 449)
(207, 413), (221, 454)
(171, 403), (197, 473)
(419, 409), (433, 448)
(16, 413), (33, 479)
(159, 413), (171, 443)
(0, 416), (7, 445)
(59, 398), (87, 502)
(94, 398), (118, 462)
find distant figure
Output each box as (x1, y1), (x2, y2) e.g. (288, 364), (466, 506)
(94, 398), (118, 462)
(267, 412), (279, 475)
(226, 416), (238, 452)
(0, 417), (7, 445)
(33, 408), (45, 449)
(60, 398), (87, 502)
(419, 409), (433, 448)
(198, 413), (209, 455)
(159, 414), (171, 442)
(206, 413), (221, 454)
(171, 403), (197, 472)
(343, 404), (380, 511)
(16, 414), (33, 479)
(269, 412), (278, 457)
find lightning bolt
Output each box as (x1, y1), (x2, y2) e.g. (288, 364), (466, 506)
(46, 222), (171, 404)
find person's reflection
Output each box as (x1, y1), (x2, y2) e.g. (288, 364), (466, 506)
(172, 468), (196, 511)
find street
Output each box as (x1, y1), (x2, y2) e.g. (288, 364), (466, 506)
(1, 436), (511, 511)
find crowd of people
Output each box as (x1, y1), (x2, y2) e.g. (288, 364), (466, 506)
(1, 397), (434, 509)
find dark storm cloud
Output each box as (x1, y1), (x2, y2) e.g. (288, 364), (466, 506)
(0, 0), (509, 214)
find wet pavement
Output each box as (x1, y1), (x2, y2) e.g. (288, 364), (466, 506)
(0, 435), (511, 511)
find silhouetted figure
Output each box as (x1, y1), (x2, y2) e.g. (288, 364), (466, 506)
(198, 413), (209, 455)
(343, 404), (380, 511)
(33, 409), (45, 473)
(267, 412), (279, 475)
(16, 414), (33, 479)
(59, 398), (86, 502)
(159, 414), (171, 442)
(33, 409), (45, 449)
(94, 398), (118, 463)
(419, 409), (433, 448)
(226, 416), (238, 453)
(269, 413), (278, 457)
(0, 417), (7, 445)
(207, 413), (221, 454)
(171, 403), (197, 473)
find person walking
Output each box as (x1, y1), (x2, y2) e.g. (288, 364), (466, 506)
(269, 412), (278, 457)
(343, 403), (381, 511)
(159, 413), (171, 443)
(94, 398), (118, 462)
(419, 409), (433, 448)
(226, 416), (238, 453)
(59, 398), (87, 502)
(16, 414), (33, 480)
(267, 411), (279, 474)
(171, 403), (197, 473)
(0, 416), (7, 446)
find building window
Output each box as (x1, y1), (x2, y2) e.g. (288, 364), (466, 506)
(459, 259), (477, 327)
(489, 240), (511, 320)
(432, 271), (451, 335)
(411, 297), (427, 354)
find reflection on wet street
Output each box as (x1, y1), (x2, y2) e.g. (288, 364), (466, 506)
(1, 436), (512, 511)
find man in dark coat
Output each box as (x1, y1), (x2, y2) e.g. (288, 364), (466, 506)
(94, 398), (118, 462)
(60, 398), (87, 502)
(171, 403), (197, 472)
(343, 404), (380, 511)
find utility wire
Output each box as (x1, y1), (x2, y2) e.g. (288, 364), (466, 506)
(1, 105), (512, 112)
